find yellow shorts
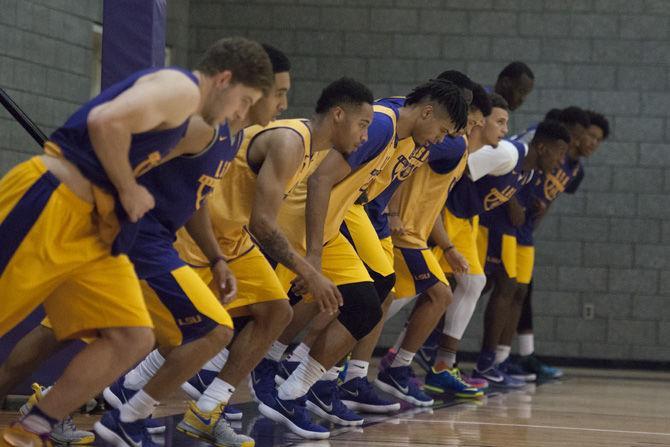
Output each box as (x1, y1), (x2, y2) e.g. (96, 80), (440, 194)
(477, 225), (535, 284)
(340, 204), (394, 277)
(44, 265), (233, 347)
(0, 157), (152, 341)
(275, 232), (373, 292)
(141, 266), (233, 347)
(191, 245), (288, 317)
(394, 246), (449, 298)
(434, 210), (483, 276)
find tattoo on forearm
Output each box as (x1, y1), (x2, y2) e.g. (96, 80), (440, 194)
(256, 227), (297, 271)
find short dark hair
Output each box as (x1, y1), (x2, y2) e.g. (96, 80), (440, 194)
(196, 37), (274, 92)
(586, 110), (610, 139)
(533, 119), (571, 145)
(498, 61), (535, 81)
(405, 79), (469, 132)
(489, 92), (509, 111)
(544, 108), (562, 121)
(262, 43), (291, 74)
(558, 106), (590, 129)
(315, 77), (373, 114)
(471, 83), (492, 117)
(436, 70), (473, 106)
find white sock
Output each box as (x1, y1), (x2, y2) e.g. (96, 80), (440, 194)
(287, 342), (310, 363)
(392, 327), (407, 352)
(196, 378), (235, 412)
(518, 333), (535, 357)
(495, 345), (511, 365)
(277, 355), (326, 401)
(123, 350), (165, 390)
(321, 366), (341, 382)
(119, 390), (159, 423)
(202, 348), (229, 373)
(385, 295), (418, 321)
(434, 348), (457, 370)
(266, 341), (288, 362)
(443, 273), (486, 339)
(391, 348), (415, 368)
(344, 360), (369, 383)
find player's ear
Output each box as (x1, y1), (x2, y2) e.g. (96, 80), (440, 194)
(421, 104), (433, 120)
(214, 70), (233, 89)
(332, 106), (345, 123)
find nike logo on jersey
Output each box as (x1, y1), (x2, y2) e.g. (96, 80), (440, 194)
(219, 136), (228, 142)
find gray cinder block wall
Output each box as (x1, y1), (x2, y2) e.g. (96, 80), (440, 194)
(0, 0), (668, 362)
(188, 0), (670, 362)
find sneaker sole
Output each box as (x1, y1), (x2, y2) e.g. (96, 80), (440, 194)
(373, 379), (434, 407)
(423, 383), (484, 399)
(50, 432), (96, 445)
(180, 381), (203, 401)
(340, 399), (401, 414)
(93, 421), (134, 447)
(176, 420), (214, 442)
(305, 401), (364, 426)
(257, 403), (330, 440)
(510, 373), (537, 382)
(101, 388), (124, 410)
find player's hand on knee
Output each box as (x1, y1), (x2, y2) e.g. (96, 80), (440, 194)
(304, 272), (342, 315)
(212, 259), (237, 304)
(445, 247), (468, 274)
(119, 183), (155, 222)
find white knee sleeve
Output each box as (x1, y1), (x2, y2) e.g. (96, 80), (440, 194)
(443, 273), (486, 339)
(385, 294), (418, 322)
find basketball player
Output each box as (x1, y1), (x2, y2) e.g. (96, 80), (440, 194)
(258, 80), (468, 438)
(491, 61), (535, 111)
(0, 37), (272, 447)
(473, 120), (572, 386)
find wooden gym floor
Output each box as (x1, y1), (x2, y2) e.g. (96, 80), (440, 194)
(2, 364), (669, 446)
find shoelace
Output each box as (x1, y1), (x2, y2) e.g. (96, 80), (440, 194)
(57, 416), (77, 432)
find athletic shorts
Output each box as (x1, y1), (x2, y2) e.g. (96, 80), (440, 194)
(477, 224), (535, 284)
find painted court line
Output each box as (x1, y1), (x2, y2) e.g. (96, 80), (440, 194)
(400, 419), (670, 437)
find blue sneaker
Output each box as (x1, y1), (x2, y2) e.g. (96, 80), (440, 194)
(224, 405), (243, 421)
(374, 366), (434, 407)
(274, 359), (299, 385)
(415, 328), (440, 373)
(339, 377), (401, 413)
(499, 358), (536, 382)
(94, 409), (145, 447)
(102, 377), (137, 409)
(249, 358), (279, 404)
(258, 391), (330, 439)
(181, 369), (218, 400)
(472, 365), (525, 389)
(144, 417), (166, 434)
(519, 354), (564, 379)
(305, 380), (363, 426)
(424, 368), (484, 398)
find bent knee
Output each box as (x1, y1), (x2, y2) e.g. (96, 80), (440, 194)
(101, 327), (155, 357)
(337, 282), (383, 340)
(426, 282), (453, 308)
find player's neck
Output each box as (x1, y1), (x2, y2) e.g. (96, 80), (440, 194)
(467, 128), (485, 153)
(307, 116), (332, 152)
(396, 106), (418, 140)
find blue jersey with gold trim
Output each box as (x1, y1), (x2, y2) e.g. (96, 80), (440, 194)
(365, 135), (465, 238)
(50, 67), (198, 192)
(448, 139), (532, 219)
(129, 123), (242, 278)
(515, 154), (583, 245)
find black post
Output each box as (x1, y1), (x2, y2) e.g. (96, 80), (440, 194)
(0, 87), (47, 147)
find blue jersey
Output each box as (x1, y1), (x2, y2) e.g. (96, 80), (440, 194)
(365, 136), (466, 238)
(50, 67), (198, 192)
(346, 97), (401, 170)
(515, 155), (583, 245)
(129, 123), (242, 279)
(448, 139), (532, 219)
